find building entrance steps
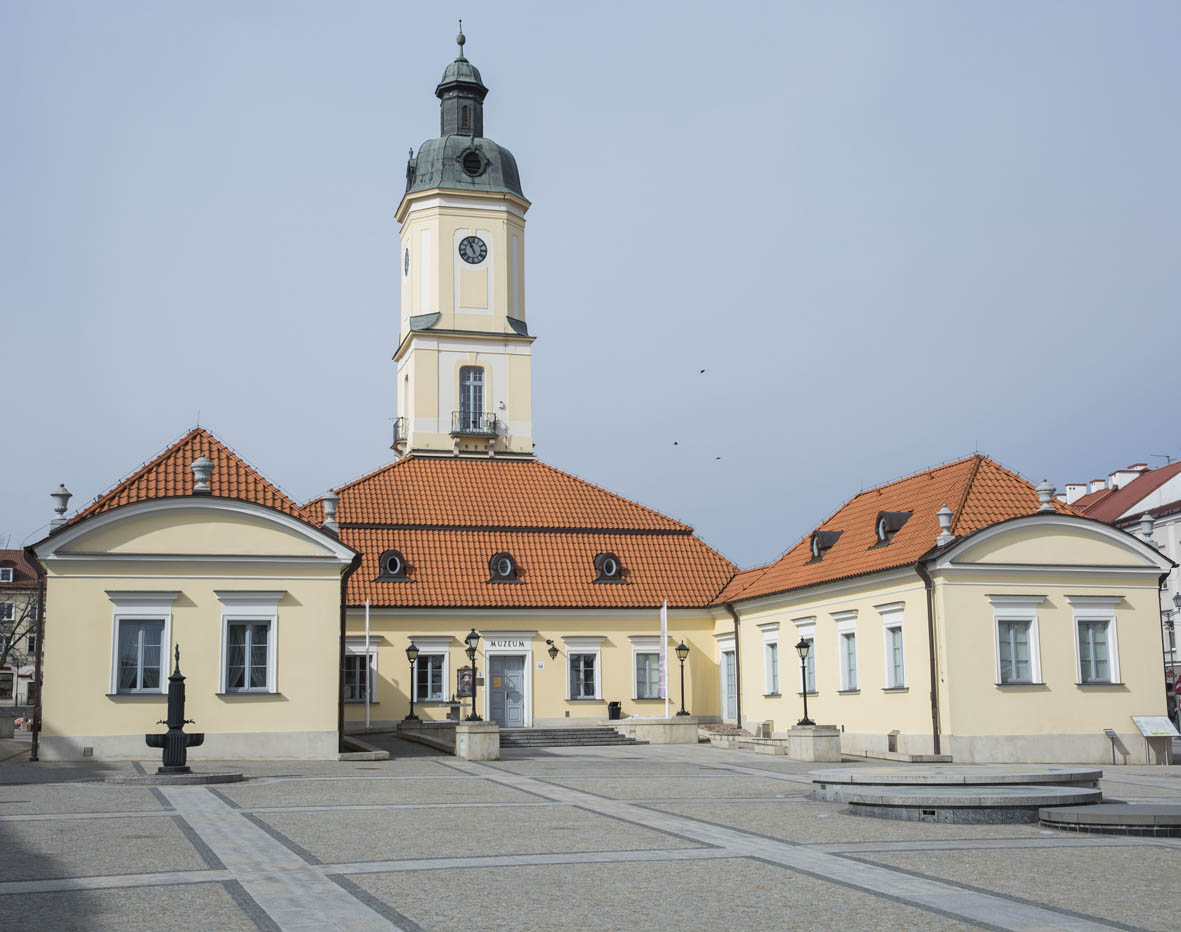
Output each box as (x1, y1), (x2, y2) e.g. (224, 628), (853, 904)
(498, 726), (646, 749)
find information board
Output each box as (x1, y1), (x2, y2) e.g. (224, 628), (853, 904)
(1131, 715), (1180, 738)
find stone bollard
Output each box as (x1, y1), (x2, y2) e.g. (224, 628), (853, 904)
(456, 722), (500, 760)
(787, 724), (842, 762)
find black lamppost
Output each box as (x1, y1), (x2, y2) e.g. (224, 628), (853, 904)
(465, 628), (483, 721)
(404, 642), (420, 722)
(675, 640), (691, 716)
(795, 637), (814, 726)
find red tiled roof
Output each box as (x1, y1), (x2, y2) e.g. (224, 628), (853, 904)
(0, 550), (39, 590)
(715, 455), (1076, 605)
(315, 455), (734, 609)
(1073, 461), (1181, 524)
(344, 528), (734, 609)
(70, 427), (311, 525)
(310, 456), (691, 531)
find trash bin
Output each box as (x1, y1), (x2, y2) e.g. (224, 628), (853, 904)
(607, 701), (622, 720)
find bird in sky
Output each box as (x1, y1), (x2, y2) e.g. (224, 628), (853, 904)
(699, 369), (706, 374)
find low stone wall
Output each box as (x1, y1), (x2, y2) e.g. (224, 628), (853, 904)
(455, 722), (499, 760)
(605, 716), (704, 745)
(398, 721), (457, 753)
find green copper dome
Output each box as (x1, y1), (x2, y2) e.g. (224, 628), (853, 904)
(404, 28), (525, 201)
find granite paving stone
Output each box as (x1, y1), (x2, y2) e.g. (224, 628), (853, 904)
(855, 846), (1181, 932)
(346, 857), (987, 931)
(0, 881), (260, 932)
(257, 803), (700, 863)
(215, 775), (534, 808)
(0, 816), (212, 881)
(648, 799), (1054, 843)
(0, 783), (168, 815)
(541, 774), (813, 800)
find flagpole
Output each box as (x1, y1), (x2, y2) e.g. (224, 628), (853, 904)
(661, 600), (669, 719)
(364, 599), (371, 730)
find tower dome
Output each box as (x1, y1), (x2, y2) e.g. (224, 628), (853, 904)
(404, 27), (526, 201)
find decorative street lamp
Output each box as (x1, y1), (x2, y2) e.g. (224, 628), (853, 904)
(674, 640), (691, 716)
(546, 639), (559, 661)
(404, 642), (420, 722)
(795, 637), (815, 726)
(465, 628), (483, 721)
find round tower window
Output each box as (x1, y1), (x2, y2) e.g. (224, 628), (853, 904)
(461, 149), (485, 177)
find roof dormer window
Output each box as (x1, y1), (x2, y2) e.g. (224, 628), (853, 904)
(593, 552), (625, 584)
(489, 551), (520, 583)
(377, 550), (410, 582)
(0, 567), (12, 583)
(807, 530), (842, 564)
(873, 511), (912, 547)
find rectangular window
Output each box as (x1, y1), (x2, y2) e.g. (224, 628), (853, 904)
(1078, 620), (1112, 683)
(997, 619), (1033, 684)
(0, 603), (12, 622)
(415, 654), (445, 700)
(344, 654), (373, 701)
(635, 652), (660, 699)
(27, 634), (37, 656)
(841, 632), (858, 690)
(570, 653), (597, 699)
(886, 626), (905, 688)
(0, 568), (12, 583)
(765, 642), (779, 694)
(117, 620), (164, 693)
(225, 621), (271, 692)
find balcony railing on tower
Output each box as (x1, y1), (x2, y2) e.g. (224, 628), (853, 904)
(390, 417), (408, 451)
(451, 411), (498, 437)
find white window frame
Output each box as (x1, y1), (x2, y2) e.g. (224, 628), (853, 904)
(792, 617), (816, 694)
(344, 635), (381, 703)
(106, 591), (178, 695)
(986, 595), (1044, 685)
(876, 602), (906, 689)
(563, 636), (603, 700)
(628, 634), (670, 700)
(215, 591), (283, 695)
(0, 567), (13, 583)
(757, 622), (780, 695)
(1067, 595), (1122, 685)
(833, 611), (858, 691)
(407, 636), (451, 702)
(0, 602), (12, 622)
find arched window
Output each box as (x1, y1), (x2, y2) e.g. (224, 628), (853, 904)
(459, 366), (484, 430)
(460, 105), (470, 131)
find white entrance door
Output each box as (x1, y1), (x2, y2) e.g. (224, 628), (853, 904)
(489, 655), (526, 727)
(723, 650), (737, 721)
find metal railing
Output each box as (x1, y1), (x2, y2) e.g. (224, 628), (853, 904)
(451, 411), (498, 436)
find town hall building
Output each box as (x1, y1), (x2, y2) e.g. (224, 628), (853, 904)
(27, 32), (1173, 764)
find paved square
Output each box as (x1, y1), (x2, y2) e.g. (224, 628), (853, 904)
(1, 737), (1179, 931)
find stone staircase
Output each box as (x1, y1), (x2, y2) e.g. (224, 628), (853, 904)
(498, 726), (646, 749)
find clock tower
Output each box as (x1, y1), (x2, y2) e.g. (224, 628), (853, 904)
(393, 27), (534, 458)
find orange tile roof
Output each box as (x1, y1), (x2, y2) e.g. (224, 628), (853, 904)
(310, 456), (691, 531)
(313, 455), (734, 609)
(344, 528), (734, 609)
(1073, 461), (1181, 524)
(70, 427), (312, 525)
(715, 455), (1076, 605)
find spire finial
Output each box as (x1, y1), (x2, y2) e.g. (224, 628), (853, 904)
(173, 644), (181, 674)
(456, 19), (466, 59)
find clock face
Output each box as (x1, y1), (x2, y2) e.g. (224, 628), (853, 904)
(458, 235), (487, 264)
(404, 248), (409, 276)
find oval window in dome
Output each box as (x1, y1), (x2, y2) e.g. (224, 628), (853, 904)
(461, 149), (484, 176)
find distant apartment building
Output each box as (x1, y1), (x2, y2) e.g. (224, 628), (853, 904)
(0, 549), (40, 707)
(1066, 461), (1181, 687)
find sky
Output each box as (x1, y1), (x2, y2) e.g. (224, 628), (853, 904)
(2, 1), (1179, 568)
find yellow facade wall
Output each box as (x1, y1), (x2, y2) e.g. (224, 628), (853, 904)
(344, 611), (720, 729)
(36, 506), (352, 761)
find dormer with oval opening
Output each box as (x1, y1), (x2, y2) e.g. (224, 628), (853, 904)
(807, 530), (842, 564)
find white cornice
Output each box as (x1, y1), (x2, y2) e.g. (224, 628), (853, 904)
(396, 188), (530, 223)
(34, 498), (355, 565)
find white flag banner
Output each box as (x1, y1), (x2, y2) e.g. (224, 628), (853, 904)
(660, 600), (669, 716)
